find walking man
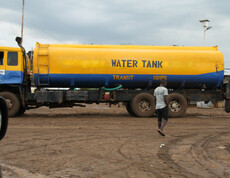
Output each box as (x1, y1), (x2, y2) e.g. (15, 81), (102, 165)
(154, 80), (169, 136)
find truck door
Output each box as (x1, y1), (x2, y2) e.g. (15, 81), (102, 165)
(6, 51), (23, 84)
(0, 51), (6, 82)
(3, 51), (23, 84)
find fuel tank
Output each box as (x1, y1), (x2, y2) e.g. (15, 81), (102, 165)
(33, 43), (224, 89)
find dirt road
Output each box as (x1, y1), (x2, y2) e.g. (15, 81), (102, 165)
(0, 105), (230, 178)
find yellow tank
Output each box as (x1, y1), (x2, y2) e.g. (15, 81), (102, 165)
(33, 43), (224, 89)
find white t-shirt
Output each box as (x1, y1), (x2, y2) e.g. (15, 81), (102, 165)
(154, 86), (168, 109)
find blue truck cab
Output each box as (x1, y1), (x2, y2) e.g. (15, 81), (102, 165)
(0, 47), (24, 85)
(0, 45), (30, 117)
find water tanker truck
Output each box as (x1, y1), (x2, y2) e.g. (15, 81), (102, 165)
(0, 37), (229, 117)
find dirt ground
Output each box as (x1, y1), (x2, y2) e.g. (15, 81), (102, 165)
(0, 104), (229, 178)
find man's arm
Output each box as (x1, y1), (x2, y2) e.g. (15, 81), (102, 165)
(164, 95), (168, 107)
(164, 88), (169, 107)
(154, 96), (156, 106)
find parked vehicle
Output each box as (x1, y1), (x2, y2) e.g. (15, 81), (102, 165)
(0, 37), (229, 117)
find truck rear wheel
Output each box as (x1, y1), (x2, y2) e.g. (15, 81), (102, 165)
(130, 93), (155, 117)
(225, 99), (230, 113)
(0, 92), (20, 117)
(168, 93), (187, 117)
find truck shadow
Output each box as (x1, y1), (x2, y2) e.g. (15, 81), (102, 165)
(18, 112), (135, 119)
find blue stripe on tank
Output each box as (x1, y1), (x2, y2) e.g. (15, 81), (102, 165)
(34, 70), (224, 89)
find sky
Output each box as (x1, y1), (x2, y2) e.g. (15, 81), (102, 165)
(1, 0), (230, 70)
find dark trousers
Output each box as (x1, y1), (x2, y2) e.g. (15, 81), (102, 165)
(156, 106), (168, 123)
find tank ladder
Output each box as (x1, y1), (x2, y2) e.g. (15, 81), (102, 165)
(37, 44), (49, 86)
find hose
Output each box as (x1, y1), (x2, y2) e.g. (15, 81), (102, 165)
(100, 85), (122, 91)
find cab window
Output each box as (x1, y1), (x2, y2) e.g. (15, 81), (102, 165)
(0, 52), (3, 65)
(7, 52), (18, 66)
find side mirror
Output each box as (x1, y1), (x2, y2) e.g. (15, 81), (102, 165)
(15, 37), (22, 46)
(0, 97), (8, 141)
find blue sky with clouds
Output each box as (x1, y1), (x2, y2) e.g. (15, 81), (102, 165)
(1, 0), (230, 69)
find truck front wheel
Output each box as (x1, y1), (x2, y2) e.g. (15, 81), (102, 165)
(130, 93), (155, 117)
(0, 92), (20, 117)
(168, 93), (187, 117)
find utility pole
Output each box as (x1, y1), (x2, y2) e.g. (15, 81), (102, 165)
(21, 0), (25, 45)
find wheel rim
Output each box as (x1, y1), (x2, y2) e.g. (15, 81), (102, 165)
(169, 100), (181, 112)
(138, 100), (150, 111)
(5, 98), (13, 110)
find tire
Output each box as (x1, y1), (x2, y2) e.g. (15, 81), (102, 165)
(168, 93), (187, 117)
(130, 93), (155, 117)
(225, 99), (230, 113)
(126, 102), (137, 116)
(0, 92), (20, 117)
(0, 97), (8, 141)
